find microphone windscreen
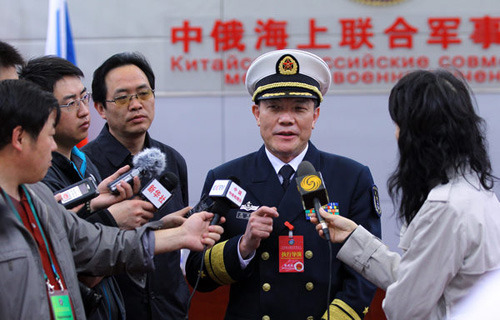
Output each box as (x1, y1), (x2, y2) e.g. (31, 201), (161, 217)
(133, 148), (166, 179)
(296, 160), (316, 177)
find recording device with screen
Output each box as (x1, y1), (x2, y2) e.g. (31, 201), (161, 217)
(58, 176), (99, 209)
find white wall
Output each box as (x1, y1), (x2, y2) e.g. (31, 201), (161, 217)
(3, 0), (500, 253)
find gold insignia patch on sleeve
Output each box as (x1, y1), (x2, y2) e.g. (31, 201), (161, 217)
(322, 299), (361, 320)
(204, 240), (236, 285)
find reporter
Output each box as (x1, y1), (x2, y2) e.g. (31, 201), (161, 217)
(311, 69), (500, 320)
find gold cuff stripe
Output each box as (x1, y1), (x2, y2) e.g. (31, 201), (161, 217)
(204, 240), (235, 285)
(322, 299), (361, 320)
(252, 82), (323, 102)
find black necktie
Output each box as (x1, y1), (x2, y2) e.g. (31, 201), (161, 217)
(279, 164), (295, 190)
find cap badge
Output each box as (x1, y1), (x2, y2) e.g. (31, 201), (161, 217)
(277, 55), (298, 75)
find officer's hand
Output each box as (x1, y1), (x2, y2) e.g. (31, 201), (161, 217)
(239, 206), (279, 259)
(310, 207), (358, 242)
(108, 198), (156, 229)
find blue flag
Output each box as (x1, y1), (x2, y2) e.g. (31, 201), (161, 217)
(45, 0), (76, 64)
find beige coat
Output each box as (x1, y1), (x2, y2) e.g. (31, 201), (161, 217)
(338, 175), (500, 319)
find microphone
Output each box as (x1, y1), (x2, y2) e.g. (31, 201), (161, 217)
(185, 193), (212, 218)
(295, 161), (331, 241)
(140, 172), (178, 210)
(207, 177), (246, 225)
(108, 148), (166, 194)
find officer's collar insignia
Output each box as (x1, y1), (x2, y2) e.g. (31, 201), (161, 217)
(277, 54), (299, 75)
(240, 201), (259, 211)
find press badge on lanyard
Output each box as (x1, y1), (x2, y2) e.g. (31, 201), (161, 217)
(49, 289), (74, 320)
(279, 221), (304, 273)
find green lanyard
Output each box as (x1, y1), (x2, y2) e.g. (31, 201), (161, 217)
(1, 186), (64, 293)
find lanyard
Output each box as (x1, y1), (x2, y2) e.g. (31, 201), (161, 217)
(71, 146), (86, 178)
(1, 186), (64, 293)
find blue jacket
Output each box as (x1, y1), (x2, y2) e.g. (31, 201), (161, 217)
(186, 143), (381, 320)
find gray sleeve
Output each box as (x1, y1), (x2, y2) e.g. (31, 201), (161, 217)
(337, 225), (401, 290)
(29, 182), (161, 277)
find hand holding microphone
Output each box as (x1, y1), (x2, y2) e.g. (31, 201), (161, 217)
(108, 148), (166, 194)
(311, 207), (358, 242)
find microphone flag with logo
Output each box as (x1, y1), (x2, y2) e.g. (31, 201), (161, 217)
(208, 177), (247, 226)
(140, 172), (178, 210)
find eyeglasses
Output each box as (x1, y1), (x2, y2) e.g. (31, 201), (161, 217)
(60, 92), (91, 112)
(105, 88), (155, 107)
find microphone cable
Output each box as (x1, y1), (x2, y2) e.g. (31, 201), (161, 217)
(315, 198), (333, 320)
(326, 239), (332, 320)
(185, 246), (208, 320)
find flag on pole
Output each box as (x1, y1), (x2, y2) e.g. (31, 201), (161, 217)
(45, 0), (88, 147)
(45, 0), (76, 64)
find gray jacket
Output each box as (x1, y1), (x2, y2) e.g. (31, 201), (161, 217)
(0, 182), (156, 320)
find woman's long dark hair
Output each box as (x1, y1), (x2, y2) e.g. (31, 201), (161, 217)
(387, 69), (495, 225)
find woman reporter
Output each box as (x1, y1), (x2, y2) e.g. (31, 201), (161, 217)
(312, 69), (500, 320)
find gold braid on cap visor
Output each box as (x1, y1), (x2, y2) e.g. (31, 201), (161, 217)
(252, 81), (323, 102)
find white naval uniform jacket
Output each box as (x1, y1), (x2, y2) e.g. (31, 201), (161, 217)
(337, 174), (500, 320)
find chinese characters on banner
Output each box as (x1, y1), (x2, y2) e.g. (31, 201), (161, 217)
(168, 15), (500, 93)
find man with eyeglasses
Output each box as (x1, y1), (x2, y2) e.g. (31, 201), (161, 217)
(82, 52), (190, 320)
(20, 56), (162, 319)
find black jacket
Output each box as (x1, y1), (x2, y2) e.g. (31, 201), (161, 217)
(186, 143), (381, 320)
(82, 124), (190, 320)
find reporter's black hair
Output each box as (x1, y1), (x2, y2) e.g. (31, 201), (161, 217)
(387, 69), (494, 225)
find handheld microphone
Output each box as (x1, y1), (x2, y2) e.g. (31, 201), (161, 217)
(185, 193), (213, 218)
(108, 148), (166, 194)
(296, 161), (331, 241)
(140, 172), (178, 210)
(207, 177), (246, 225)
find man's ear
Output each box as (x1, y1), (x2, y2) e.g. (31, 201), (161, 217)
(95, 102), (107, 120)
(251, 104), (260, 126)
(11, 126), (25, 151)
(312, 106), (320, 130)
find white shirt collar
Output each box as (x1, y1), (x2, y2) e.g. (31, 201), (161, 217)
(265, 144), (309, 181)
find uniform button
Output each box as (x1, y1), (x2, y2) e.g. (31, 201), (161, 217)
(262, 283), (271, 292)
(262, 316), (270, 320)
(305, 282), (314, 291)
(305, 250), (313, 259)
(261, 252), (270, 260)
(307, 316), (314, 320)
